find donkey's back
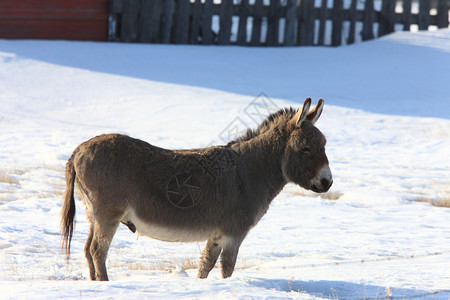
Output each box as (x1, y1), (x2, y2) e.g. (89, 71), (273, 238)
(67, 133), (242, 233)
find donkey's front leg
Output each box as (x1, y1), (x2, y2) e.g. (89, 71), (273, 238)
(197, 237), (223, 279)
(220, 236), (244, 278)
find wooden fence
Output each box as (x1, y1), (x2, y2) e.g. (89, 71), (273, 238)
(109, 0), (450, 46)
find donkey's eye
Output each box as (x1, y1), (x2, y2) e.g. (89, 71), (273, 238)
(301, 147), (311, 153)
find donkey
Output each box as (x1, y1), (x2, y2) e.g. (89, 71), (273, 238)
(61, 98), (332, 281)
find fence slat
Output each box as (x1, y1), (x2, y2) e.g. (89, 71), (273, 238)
(437, 0), (449, 29)
(298, 0), (315, 46)
(362, 0), (374, 41)
(218, 0), (233, 45)
(379, 0), (395, 36)
(111, 0), (123, 14)
(402, 0), (412, 31)
(201, 0), (214, 44)
(347, 0), (357, 45)
(190, 0), (202, 44)
(251, 0), (263, 46)
(151, 0), (163, 43)
(266, 0), (280, 46)
(237, 0), (250, 45)
(120, 0), (140, 42)
(331, 0), (343, 46)
(109, 0), (122, 41)
(138, 0), (151, 42)
(139, 0), (163, 43)
(284, 0), (297, 46)
(174, 0), (189, 44)
(317, 0), (327, 46)
(418, 0), (431, 30)
(160, 0), (174, 43)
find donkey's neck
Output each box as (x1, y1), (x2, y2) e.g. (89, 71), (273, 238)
(231, 127), (288, 205)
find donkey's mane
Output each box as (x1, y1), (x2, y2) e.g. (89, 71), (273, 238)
(227, 107), (298, 146)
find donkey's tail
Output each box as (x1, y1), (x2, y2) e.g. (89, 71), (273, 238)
(61, 154), (76, 260)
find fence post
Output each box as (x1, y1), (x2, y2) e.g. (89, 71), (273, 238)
(317, 0), (327, 46)
(237, 0), (250, 45)
(331, 0), (343, 46)
(362, 0), (374, 41)
(418, 0), (431, 30)
(120, 0), (140, 42)
(161, 0), (175, 43)
(284, 0), (297, 46)
(174, 0), (190, 44)
(190, 0), (203, 44)
(138, 0), (151, 42)
(251, 0), (263, 46)
(109, 0), (123, 41)
(267, 0), (281, 46)
(202, 0), (214, 44)
(346, 0), (357, 45)
(436, 0), (449, 29)
(402, 0), (412, 31)
(298, 0), (315, 46)
(379, 0), (395, 36)
(138, 0), (163, 43)
(218, 0), (233, 45)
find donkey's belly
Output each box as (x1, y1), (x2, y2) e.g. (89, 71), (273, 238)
(122, 209), (212, 243)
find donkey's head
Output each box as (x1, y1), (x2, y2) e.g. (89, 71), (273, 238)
(281, 98), (332, 193)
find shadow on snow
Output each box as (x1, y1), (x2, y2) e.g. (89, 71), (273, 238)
(0, 34), (449, 119)
(247, 277), (450, 299)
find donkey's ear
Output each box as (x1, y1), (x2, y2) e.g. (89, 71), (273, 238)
(306, 98), (324, 125)
(293, 98), (312, 127)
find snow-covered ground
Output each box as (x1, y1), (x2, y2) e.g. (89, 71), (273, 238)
(0, 29), (449, 299)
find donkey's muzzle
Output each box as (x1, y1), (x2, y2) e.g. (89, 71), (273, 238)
(310, 165), (333, 193)
(313, 178), (333, 193)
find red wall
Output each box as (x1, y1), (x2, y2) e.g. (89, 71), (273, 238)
(0, 0), (109, 41)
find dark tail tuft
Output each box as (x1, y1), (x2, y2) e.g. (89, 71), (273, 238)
(61, 155), (76, 260)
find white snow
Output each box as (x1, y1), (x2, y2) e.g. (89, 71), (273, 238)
(1, 29), (450, 299)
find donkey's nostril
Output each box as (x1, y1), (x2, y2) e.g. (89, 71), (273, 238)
(321, 178), (332, 190)
(310, 165), (332, 193)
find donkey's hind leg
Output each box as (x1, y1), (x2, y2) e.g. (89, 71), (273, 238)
(197, 237), (223, 279)
(84, 222), (96, 280)
(89, 219), (120, 281)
